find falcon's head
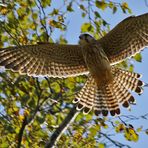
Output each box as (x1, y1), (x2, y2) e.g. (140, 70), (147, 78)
(79, 33), (96, 45)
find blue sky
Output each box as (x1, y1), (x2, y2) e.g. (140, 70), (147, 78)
(55, 0), (148, 147)
(0, 0), (147, 147)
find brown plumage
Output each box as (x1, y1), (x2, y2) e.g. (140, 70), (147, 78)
(0, 13), (148, 116)
(0, 44), (88, 77)
(74, 67), (144, 116)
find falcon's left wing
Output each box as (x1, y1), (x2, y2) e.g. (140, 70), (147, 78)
(98, 13), (148, 65)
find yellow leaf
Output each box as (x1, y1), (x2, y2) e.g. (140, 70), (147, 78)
(118, 124), (125, 132)
(24, 109), (30, 116)
(102, 124), (108, 129)
(68, 77), (75, 83)
(19, 36), (27, 44)
(58, 15), (64, 22)
(0, 7), (8, 15)
(115, 126), (119, 133)
(98, 143), (105, 148)
(122, 2), (129, 9)
(132, 133), (139, 142)
(19, 115), (24, 121)
(114, 120), (120, 125)
(30, 23), (36, 30)
(124, 130), (131, 141)
(27, 125), (32, 131)
(20, 2), (27, 7)
(96, 1), (108, 10)
(81, 23), (93, 32)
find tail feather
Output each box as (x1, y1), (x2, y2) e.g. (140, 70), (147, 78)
(112, 67), (144, 94)
(73, 67), (144, 116)
(112, 80), (132, 108)
(94, 89), (109, 116)
(106, 84), (120, 115)
(73, 75), (96, 114)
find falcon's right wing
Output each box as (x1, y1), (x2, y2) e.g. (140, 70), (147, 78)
(0, 43), (88, 78)
(98, 13), (148, 65)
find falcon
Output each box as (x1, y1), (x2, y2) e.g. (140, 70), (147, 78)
(0, 13), (148, 116)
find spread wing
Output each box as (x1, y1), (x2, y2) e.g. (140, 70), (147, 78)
(0, 43), (88, 78)
(98, 13), (148, 65)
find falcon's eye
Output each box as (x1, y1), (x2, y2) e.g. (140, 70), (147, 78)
(79, 35), (82, 39)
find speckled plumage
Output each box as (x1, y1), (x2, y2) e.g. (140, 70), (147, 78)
(0, 13), (148, 116)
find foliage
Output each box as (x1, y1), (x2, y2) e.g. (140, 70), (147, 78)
(0, 0), (147, 147)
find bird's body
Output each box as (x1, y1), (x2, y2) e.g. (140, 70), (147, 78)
(80, 39), (113, 87)
(0, 13), (148, 116)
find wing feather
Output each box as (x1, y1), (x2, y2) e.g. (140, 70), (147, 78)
(0, 43), (88, 77)
(98, 13), (148, 65)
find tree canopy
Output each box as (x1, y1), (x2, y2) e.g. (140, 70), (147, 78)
(0, 0), (148, 147)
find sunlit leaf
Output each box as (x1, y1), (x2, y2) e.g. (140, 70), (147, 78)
(134, 53), (142, 62)
(95, 1), (108, 10)
(81, 23), (93, 32)
(136, 126), (143, 132)
(113, 6), (117, 14)
(98, 143), (105, 148)
(67, 2), (74, 12)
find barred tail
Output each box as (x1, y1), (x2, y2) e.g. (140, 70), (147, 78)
(73, 67), (144, 116)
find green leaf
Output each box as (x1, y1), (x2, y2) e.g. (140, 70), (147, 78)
(94, 11), (101, 18)
(67, 2), (74, 12)
(102, 19), (108, 26)
(41, 0), (51, 7)
(1, 35), (8, 42)
(145, 129), (148, 135)
(59, 35), (67, 44)
(50, 82), (61, 93)
(79, 4), (86, 11)
(129, 64), (134, 72)
(136, 126), (143, 132)
(82, 12), (86, 18)
(36, 116), (45, 124)
(134, 53), (142, 62)
(108, 2), (114, 8)
(113, 6), (117, 14)
(32, 13), (38, 20)
(89, 125), (100, 137)
(81, 23), (93, 32)
(95, 1), (107, 10)
(51, 8), (59, 15)
(120, 2), (131, 14)
(0, 142), (9, 148)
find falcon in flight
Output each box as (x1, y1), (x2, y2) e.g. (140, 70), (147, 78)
(0, 13), (148, 116)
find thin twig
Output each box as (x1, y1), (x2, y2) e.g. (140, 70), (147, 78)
(99, 132), (131, 148)
(36, 0), (50, 41)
